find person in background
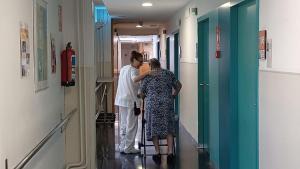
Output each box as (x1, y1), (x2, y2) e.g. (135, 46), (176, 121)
(115, 51), (149, 154)
(140, 58), (182, 164)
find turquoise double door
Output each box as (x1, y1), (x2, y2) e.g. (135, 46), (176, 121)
(197, 0), (258, 169)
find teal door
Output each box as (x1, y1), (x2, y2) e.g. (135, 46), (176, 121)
(235, 1), (258, 168)
(174, 33), (180, 115)
(198, 19), (209, 148)
(166, 37), (170, 70)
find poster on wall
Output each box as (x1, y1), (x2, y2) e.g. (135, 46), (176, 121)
(50, 34), (56, 73)
(20, 22), (30, 77)
(259, 30), (267, 60)
(34, 0), (48, 92)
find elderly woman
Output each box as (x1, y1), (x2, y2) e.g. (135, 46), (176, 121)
(140, 58), (182, 164)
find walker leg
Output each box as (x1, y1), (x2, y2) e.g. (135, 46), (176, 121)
(143, 124), (146, 158)
(173, 137), (176, 155)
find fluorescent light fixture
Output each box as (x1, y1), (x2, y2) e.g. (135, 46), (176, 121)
(120, 37), (137, 42)
(220, 2), (231, 8)
(136, 21), (143, 28)
(142, 2), (153, 7)
(119, 36), (154, 42)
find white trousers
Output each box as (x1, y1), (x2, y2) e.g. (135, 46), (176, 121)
(119, 106), (138, 151)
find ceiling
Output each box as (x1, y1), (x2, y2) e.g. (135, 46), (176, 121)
(101, 0), (191, 22)
(119, 35), (155, 43)
(114, 22), (163, 29)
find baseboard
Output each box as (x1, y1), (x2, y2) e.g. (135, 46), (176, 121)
(178, 122), (198, 147)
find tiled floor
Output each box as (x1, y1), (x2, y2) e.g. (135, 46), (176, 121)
(96, 117), (214, 169)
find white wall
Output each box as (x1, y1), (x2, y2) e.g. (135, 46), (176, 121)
(113, 35), (118, 73)
(62, 0), (81, 166)
(259, 71), (300, 169)
(152, 35), (158, 59)
(159, 28), (167, 69)
(95, 7), (112, 78)
(0, 0), (65, 169)
(259, 0), (300, 168)
(95, 7), (113, 114)
(166, 0), (227, 141)
(169, 35), (175, 72)
(259, 0), (300, 73)
(77, 1), (97, 168)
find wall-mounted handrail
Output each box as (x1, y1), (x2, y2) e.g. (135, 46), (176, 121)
(95, 82), (103, 92)
(13, 109), (77, 169)
(96, 111), (101, 120)
(100, 84), (107, 107)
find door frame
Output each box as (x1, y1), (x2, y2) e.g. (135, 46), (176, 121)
(197, 17), (210, 148)
(166, 37), (170, 70)
(173, 32), (180, 115)
(157, 41), (160, 61)
(230, 0), (259, 168)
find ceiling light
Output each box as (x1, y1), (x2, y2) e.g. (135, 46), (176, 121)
(142, 2), (153, 7)
(220, 2), (231, 8)
(136, 21), (143, 28)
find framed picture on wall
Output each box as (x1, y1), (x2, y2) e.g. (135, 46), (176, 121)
(34, 0), (48, 92)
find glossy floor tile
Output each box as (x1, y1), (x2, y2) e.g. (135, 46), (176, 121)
(96, 117), (214, 169)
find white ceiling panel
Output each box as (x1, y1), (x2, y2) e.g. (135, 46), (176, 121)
(103, 0), (191, 22)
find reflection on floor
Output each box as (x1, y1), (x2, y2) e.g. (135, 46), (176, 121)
(96, 116), (214, 169)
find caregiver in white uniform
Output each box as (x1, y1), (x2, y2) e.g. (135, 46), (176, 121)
(115, 51), (149, 154)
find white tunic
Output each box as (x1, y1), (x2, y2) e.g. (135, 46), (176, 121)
(115, 65), (141, 108)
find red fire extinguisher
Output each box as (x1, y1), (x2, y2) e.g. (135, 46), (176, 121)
(61, 42), (76, 87)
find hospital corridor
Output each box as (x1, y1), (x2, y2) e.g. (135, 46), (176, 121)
(1, 0), (300, 169)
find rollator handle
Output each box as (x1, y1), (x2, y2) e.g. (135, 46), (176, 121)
(137, 93), (145, 99)
(134, 102), (141, 116)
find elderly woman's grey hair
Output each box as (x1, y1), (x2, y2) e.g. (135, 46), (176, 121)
(149, 58), (161, 69)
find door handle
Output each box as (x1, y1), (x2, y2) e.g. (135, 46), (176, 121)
(200, 83), (209, 86)
(196, 144), (208, 151)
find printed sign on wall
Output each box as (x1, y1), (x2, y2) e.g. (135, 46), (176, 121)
(259, 30), (267, 60)
(20, 22), (30, 77)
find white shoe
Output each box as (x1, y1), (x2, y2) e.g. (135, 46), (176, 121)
(124, 148), (141, 154)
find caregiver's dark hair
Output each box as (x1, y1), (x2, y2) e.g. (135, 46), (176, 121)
(130, 51), (143, 62)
